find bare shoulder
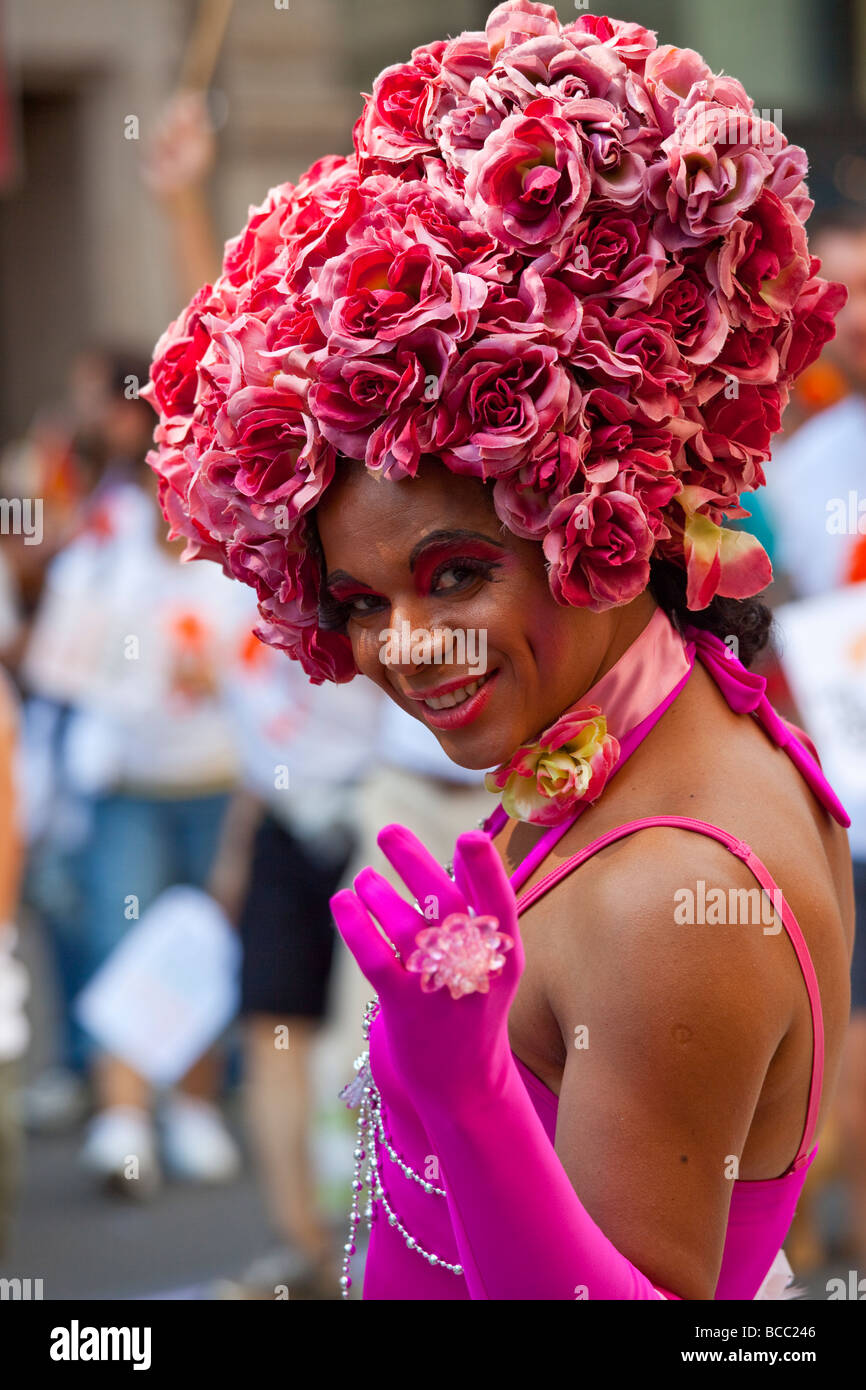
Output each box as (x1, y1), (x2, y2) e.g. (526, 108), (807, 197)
(541, 826), (794, 1059)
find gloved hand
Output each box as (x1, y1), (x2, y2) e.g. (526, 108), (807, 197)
(331, 824), (677, 1300)
(330, 822), (521, 1114)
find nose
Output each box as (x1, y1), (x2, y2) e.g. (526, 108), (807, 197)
(377, 596), (458, 680)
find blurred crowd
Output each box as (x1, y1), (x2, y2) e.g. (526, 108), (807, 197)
(0, 94), (495, 1298)
(0, 92), (865, 1301)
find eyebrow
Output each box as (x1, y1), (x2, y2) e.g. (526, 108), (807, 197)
(407, 529), (508, 570)
(323, 529), (508, 590)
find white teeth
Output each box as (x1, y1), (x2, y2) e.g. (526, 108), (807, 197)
(424, 673), (488, 710)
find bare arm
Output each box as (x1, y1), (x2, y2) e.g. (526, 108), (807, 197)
(547, 829), (794, 1300)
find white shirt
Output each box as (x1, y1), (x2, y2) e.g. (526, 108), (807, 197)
(377, 698), (492, 785)
(764, 396), (866, 854)
(764, 395), (866, 597)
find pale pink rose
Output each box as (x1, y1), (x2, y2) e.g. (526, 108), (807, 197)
(438, 30), (492, 95)
(643, 45), (714, 136)
(485, 704), (620, 825)
(565, 13), (658, 71)
(485, 0), (561, 61)
(646, 100), (773, 249)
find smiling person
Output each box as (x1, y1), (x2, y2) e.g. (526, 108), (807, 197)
(144, 1), (854, 1300)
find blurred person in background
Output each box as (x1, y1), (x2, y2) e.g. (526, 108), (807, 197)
(15, 349), (160, 1130)
(763, 203), (866, 1268)
(10, 84), (223, 1136)
(23, 456), (249, 1195)
(0, 665), (28, 1252)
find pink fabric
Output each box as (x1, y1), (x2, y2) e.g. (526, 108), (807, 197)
(357, 610), (845, 1300)
(482, 606), (691, 845)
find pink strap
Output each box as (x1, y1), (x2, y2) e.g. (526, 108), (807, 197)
(515, 814), (824, 1171)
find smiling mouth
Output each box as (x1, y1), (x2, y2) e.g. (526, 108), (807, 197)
(419, 670), (494, 710)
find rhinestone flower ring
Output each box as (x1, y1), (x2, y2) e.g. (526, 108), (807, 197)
(405, 911), (513, 999)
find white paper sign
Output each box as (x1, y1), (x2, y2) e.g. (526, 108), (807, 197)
(73, 886), (241, 1087)
(775, 583), (866, 856)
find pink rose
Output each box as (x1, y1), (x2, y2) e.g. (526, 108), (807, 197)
(646, 100), (773, 250)
(464, 97), (591, 253)
(699, 382), (783, 464)
(570, 306), (694, 419)
(216, 380), (333, 515)
(492, 412), (589, 538)
(311, 327), (451, 470)
(559, 206), (668, 306)
(485, 0), (561, 60)
(145, 285), (225, 419)
(354, 52), (444, 171)
(565, 13), (658, 71)
(256, 544), (357, 685)
(432, 335), (572, 476)
(714, 324), (779, 385)
(381, 174), (520, 283)
(484, 704), (620, 825)
(643, 45), (713, 134)
(647, 261), (728, 364)
(312, 227), (486, 355)
(706, 190), (811, 332)
(774, 274), (847, 381)
(544, 486), (656, 609)
(478, 265), (583, 352)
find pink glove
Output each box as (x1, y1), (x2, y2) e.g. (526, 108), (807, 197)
(331, 823), (678, 1301)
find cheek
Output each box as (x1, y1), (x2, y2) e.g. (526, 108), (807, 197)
(352, 623), (391, 681)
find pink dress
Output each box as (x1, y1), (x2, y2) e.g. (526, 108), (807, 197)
(361, 613), (848, 1299)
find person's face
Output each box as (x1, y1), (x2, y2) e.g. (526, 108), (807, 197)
(813, 228), (866, 390)
(315, 459), (637, 769)
(101, 396), (155, 461)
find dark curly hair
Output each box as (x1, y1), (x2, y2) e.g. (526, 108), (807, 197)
(648, 556), (773, 668)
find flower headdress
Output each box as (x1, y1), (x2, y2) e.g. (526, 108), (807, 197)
(144, 0), (846, 686)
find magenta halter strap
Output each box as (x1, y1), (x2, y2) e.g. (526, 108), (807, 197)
(513, 813), (824, 1172)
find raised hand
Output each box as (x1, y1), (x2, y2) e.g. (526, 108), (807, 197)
(330, 823), (524, 1110)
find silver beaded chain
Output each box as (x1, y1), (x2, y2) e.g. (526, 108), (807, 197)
(338, 814), (491, 1297)
(339, 997), (463, 1296)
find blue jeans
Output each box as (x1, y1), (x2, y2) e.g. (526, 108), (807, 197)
(76, 791), (231, 1061)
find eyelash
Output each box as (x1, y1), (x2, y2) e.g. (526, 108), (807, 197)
(318, 557), (502, 631)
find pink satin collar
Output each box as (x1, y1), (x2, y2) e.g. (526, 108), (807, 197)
(484, 605), (693, 846)
(579, 606), (690, 742)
